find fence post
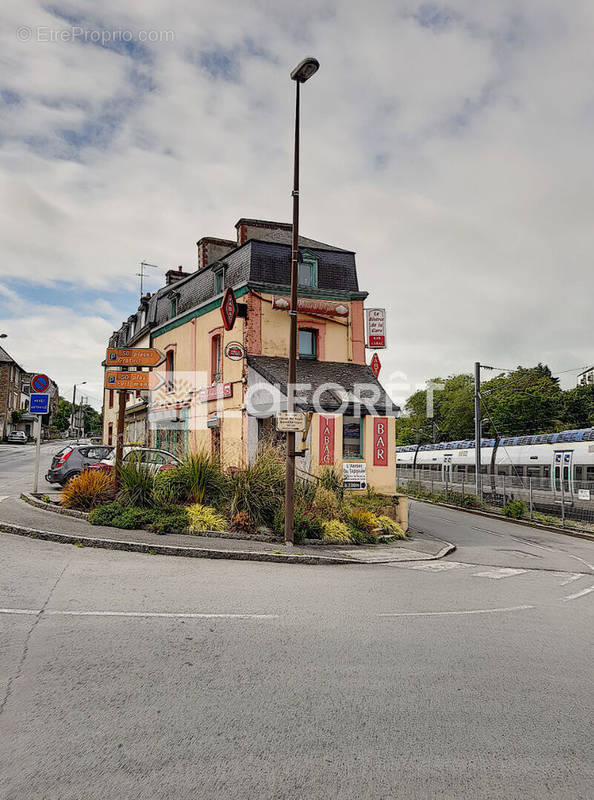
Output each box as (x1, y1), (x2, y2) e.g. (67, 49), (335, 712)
(561, 474), (565, 527)
(462, 474), (465, 500)
(431, 472), (434, 496)
(529, 477), (533, 521)
(502, 474), (505, 508)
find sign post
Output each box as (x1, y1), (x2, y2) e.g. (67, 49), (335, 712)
(33, 416), (42, 493)
(29, 390), (50, 493)
(114, 390), (126, 491)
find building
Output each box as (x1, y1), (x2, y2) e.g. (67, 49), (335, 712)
(102, 218), (399, 493)
(0, 347), (59, 440)
(577, 367), (594, 386)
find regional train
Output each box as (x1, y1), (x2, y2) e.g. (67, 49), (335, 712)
(396, 427), (594, 513)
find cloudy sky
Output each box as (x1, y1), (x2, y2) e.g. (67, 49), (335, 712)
(1, 0), (593, 410)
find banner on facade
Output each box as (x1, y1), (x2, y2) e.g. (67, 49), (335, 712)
(318, 415), (335, 465)
(198, 382), (233, 403)
(373, 417), (389, 466)
(273, 296), (349, 317)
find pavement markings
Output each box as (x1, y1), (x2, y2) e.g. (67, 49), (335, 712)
(563, 585), (594, 602)
(0, 496), (9, 503)
(379, 605), (535, 618)
(472, 567), (528, 579)
(558, 573), (584, 586)
(0, 608), (279, 620)
(407, 561), (467, 572)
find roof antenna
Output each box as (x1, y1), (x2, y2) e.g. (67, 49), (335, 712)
(137, 261), (161, 297)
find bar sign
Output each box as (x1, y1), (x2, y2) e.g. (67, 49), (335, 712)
(373, 417), (389, 466)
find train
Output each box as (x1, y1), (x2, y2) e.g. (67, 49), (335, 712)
(396, 427), (594, 512)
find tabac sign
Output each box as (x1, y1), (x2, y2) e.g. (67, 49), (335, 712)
(318, 415), (335, 465)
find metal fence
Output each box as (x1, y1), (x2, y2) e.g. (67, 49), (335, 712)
(396, 467), (594, 530)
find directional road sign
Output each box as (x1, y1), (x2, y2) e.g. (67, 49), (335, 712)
(104, 371), (165, 391)
(106, 348), (165, 367)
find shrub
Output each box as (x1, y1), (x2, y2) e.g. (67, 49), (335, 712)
(152, 468), (192, 505)
(503, 499), (526, 519)
(295, 477), (317, 506)
(89, 501), (125, 526)
(318, 467), (344, 501)
(321, 520), (351, 543)
(347, 487), (385, 513)
(348, 527), (376, 545)
(312, 486), (340, 520)
(226, 447), (285, 527)
(147, 506), (189, 535)
(61, 469), (114, 511)
(376, 515), (408, 539)
(349, 508), (378, 534)
(187, 504), (228, 533)
(117, 460), (155, 507)
(230, 511), (256, 535)
(182, 450), (225, 504)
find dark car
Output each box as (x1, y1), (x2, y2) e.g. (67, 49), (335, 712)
(45, 444), (114, 486)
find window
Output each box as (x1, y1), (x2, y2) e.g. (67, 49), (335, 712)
(211, 335), (222, 382)
(343, 416), (363, 459)
(165, 350), (175, 392)
(170, 295), (178, 318)
(213, 268), (225, 295)
(109, 389), (114, 409)
(129, 320), (135, 339)
(107, 423), (113, 446)
(140, 308), (147, 328)
(298, 329), (317, 359)
(298, 254), (318, 287)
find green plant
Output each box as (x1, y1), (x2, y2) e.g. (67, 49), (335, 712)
(503, 499), (527, 519)
(226, 447), (285, 527)
(61, 470), (115, 510)
(347, 486), (385, 513)
(117, 460), (155, 507)
(152, 468), (192, 505)
(187, 503), (227, 533)
(230, 511), (256, 535)
(88, 501), (125, 526)
(348, 527), (376, 544)
(40, 495), (51, 504)
(375, 515), (408, 539)
(312, 486), (340, 520)
(321, 519), (351, 543)
(349, 508), (378, 534)
(318, 467), (344, 501)
(182, 450), (225, 504)
(148, 506), (189, 535)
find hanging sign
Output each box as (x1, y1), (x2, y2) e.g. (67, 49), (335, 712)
(276, 412), (306, 432)
(373, 417), (389, 466)
(318, 415), (335, 465)
(366, 308), (387, 348)
(224, 342), (245, 361)
(370, 353), (381, 379)
(220, 288), (238, 331)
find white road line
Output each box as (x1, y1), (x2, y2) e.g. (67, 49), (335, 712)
(408, 561), (466, 572)
(379, 605), (534, 618)
(558, 573), (584, 586)
(472, 567), (528, 579)
(563, 585), (594, 602)
(0, 496), (9, 503)
(0, 609), (278, 620)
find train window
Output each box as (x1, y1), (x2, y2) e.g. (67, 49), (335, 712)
(543, 466), (550, 479)
(480, 465), (488, 474)
(587, 466), (594, 481)
(527, 466), (540, 478)
(574, 466), (583, 481)
(512, 466), (525, 477)
(497, 466), (510, 475)
(467, 465), (476, 475)
(581, 430), (594, 441)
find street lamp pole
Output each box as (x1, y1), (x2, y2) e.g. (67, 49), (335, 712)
(284, 57), (320, 546)
(71, 381), (86, 439)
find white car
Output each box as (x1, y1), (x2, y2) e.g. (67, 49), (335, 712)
(90, 447), (182, 475)
(7, 431), (27, 444)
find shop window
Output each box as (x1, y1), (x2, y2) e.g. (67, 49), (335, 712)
(298, 329), (317, 359)
(343, 416), (363, 459)
(211, 335), (222, 382)
(165, 350), (175, 392)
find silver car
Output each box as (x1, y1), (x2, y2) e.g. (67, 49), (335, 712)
(7, 431), (27, 444)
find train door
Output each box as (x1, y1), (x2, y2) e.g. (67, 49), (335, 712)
(552, 451), (573, 501)
(443, 455), (453, 484)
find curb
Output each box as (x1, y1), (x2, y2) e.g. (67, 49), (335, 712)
(22, 492), (89, 520)
(408, 497), (594, 543)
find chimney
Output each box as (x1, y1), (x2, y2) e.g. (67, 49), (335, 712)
(196, 236), (236, 270)
(165, 265), (190, 285)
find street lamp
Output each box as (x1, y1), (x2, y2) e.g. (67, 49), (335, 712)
(71, 381), (87, 439)
(0, 334), (7, 338)
(284, 56), (320, 546)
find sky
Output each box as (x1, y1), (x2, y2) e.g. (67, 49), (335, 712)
(1, 0), (594, 411)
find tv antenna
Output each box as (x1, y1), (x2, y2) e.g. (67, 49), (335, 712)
(137, 261), (161, 296)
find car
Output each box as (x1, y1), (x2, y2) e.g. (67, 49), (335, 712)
(7, 431), (27, 444)
(90, 447), (182, 475)
(89, 436), (103, 445)
(45, 444), (114, 487)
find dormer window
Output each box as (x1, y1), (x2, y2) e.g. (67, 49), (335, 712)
(129, 319), (135, 339)
(140, 307), (147, 328)
(298, 250), (318, 288)
(213, 264), (226, 295)
(168, 291), (179, 318)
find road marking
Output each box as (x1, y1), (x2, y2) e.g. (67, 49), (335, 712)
(0, 609), (278, 620)
(472, 567), (528, 579)
(379, 605), (534, 618)
(563, 585), (594, 602)
(408, 561), (466, 572)
(0, 496), (9, 503)
(558, 573), (584, 586)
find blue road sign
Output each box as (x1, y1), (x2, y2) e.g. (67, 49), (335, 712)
(30, 393), (50, 414)
(31, 373), (50, 393)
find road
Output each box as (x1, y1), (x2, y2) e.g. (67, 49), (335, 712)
(1, 494), (593, 798)
(0, 439), (74, 495)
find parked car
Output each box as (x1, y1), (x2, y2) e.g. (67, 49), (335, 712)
(45, 444), (114, 487)
(7, 431), (27, 444)
(90, 447), (182, 475)
(89, 436), (103, 445)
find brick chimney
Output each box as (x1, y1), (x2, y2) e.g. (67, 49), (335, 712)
(165, 266), (190, 285)
(196, 237), (236, 270)
(235, 218), (292, 246)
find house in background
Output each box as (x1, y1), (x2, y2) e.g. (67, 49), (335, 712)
(0, 346), (59, 440)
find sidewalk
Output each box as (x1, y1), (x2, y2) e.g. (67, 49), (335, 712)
(0, 497), (454, 566)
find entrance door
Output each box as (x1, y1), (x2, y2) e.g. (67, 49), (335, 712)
(552, 451), (573, 500)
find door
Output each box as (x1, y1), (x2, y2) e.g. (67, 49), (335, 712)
(552, 451), (573, 500)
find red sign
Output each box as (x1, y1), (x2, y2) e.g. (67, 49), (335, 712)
(373, 417), (389, 466)
(366, 308), (386, 348)
(198, 382), (233, 403)
(318, 415), (335, 465)
(272, 296), (349, 317)
(221, 288), (238, 331)
(31, 373), (50, 393)
(370, 353), (381, 378)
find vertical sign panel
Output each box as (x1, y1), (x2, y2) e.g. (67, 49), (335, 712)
(365, 308), (387, 349)
(373, 417), (389, 466)
(318, 415), (335, 466)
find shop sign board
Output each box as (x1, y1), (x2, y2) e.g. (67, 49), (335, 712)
(373, 417), (389, 466)
(276, 412), (306, 432)
(366, 308), (386, 348)
(343, 461), (367, 490)
(318, 415), (335, 465)
(272, 296), (349, 317)
(198, 382), (233, 403)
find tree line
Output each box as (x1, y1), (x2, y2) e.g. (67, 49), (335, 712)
(396, 364), (594, 445)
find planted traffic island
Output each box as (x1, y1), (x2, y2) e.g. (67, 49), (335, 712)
(39, 447), (409, 546)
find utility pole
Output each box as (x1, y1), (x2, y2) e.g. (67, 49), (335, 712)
(474, 361), (482, 499)
(283, 57), (320, 546)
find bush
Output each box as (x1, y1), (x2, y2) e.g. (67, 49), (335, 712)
(187, 504), (228, 533)
(88, 501), (125, 526)
(88, 502), (189, 534)
(230, 511), (256, 535)
(182, 450), (225, 504)
(312, 486), (340, 520)
(117, 460), (155, 507)
(318, 467), (344, 501)
(349, 508), (378, 534)
(61, 470), (114, 510)
(152, 468), (192, 505)
(503, 499), (527, 519)
(348, 527), (376, 544)
(376, 515), (408, 539)
(147, 506), (189, 535)
(227, 446), (285, 527)
(347, 487), (385, 513)
(321, 520), (351, 543)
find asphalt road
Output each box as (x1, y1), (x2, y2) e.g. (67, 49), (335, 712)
(1, 526), (593, 799)
(0, 439), (71, 495)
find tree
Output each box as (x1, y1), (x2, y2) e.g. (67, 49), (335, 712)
(53, 399), (72, 432)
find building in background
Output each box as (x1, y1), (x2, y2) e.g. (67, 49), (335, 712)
(577, 366), (594, 386)
(0, 346), (59, 440)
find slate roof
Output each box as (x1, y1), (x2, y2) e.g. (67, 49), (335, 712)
(0, 345), (24, 370)
(236, 219), (354, 253)
(247, 355), (399, 415)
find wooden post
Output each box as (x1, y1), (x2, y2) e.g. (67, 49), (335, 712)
(114, 390), (126, 492)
